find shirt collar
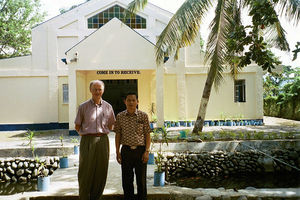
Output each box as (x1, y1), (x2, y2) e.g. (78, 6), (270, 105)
(90, 98), (102, 106)
(125, 109), (138, 115)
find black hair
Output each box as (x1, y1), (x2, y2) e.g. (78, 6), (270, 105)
(125, 92), (138, 100)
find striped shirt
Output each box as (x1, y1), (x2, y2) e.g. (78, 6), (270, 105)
(74, 99), (115, 135)
(114, 109), (151, 146)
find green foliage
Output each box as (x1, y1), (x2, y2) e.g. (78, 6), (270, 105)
(264, 66), (300, 120)
(25, 130), (35, 158)
(292, 42), (300, 61)
(71, 138), (79, 146)
(59, 134), (67, 157)
(153, 127), (168, 172)
(0, 0), (45, 58)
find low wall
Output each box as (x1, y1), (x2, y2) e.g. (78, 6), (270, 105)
(0, 157), (59, 183)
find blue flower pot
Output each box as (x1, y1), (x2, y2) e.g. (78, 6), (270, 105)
(37, 176), (50, 191)
(59, 157), (69, 168)
(179, 130), (186, 139)
(74, 145), (79, 155)
(154, 171), (165, 186)
(148, 153), (155, 165)
(187, 122), (192, 127)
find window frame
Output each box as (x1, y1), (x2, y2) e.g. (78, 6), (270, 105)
(234, 79), (246, 103)
(62, 84), (69, 104)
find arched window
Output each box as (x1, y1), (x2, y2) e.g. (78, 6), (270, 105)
(87, 5), (146, 29)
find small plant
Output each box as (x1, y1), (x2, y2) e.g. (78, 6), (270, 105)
(153, 127), (168, 172)
(59, 134), (67, 157)
(38, 162), (49, 177)
(71, 138), (79, 146)
(25, 130), (36, 158)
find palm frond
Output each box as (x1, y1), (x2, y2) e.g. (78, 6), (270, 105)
(265, 21), (290, 51)
(155, 0), (212, 65)
(276, 0), (300, 25)
(125, 0), (148, 20)
(225, 0), (244, 78)
(205, 0), (233, 88)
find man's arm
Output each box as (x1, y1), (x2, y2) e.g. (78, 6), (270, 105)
(75, 124), (81, 135)
(115, 132), (122, 164)
(142, 133), (151, 163)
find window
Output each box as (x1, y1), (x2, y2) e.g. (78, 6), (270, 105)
(87, 5), (146, 29)
(63, 84), (69, 104)
(234, 80), (246, 102)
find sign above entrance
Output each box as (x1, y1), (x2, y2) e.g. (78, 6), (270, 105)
(97, 70), (141, 75)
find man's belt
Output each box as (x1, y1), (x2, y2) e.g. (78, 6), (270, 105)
(123, 145), (144, 150)
(84, 133), (107, 136)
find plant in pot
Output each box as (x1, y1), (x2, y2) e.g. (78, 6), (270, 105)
(59, 134), (69, 168)
(71, 138), (79, 155)
(37, 158), (51, 191)
(153, 127), (168, 186)
(147, 131), (158, 165)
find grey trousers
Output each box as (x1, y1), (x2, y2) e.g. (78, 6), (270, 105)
(78, 135), (110, 200)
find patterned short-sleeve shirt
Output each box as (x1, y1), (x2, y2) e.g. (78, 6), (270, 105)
(114, 109), (151, 146)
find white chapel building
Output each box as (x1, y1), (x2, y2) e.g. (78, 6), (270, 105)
(0, 0), (263, 134)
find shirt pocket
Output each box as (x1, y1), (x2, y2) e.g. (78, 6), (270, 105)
(136, 123), (144, 135)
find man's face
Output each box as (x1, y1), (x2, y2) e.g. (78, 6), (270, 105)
(90, 82), (104, 100)
(124, 94), (138, 110)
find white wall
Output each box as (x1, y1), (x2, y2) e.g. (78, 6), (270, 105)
(0, 77), (50, 124)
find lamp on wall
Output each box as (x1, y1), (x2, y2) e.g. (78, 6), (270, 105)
(61, 52), (78, 65)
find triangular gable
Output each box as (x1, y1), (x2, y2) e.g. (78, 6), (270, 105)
(66, 18), (157, 69)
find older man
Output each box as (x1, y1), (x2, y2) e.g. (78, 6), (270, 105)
(75, 80), (115, 200)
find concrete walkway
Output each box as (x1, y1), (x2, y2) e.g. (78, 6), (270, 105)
(0, 116), (299, 199)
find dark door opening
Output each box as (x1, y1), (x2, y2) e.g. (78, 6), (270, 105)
(102, 79), (138, 116)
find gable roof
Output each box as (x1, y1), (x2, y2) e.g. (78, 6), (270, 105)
(34, 0), (173, 29)
(65, 17), (158, 69)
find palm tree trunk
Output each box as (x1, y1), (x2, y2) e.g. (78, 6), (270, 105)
(192, 66), (216, 133)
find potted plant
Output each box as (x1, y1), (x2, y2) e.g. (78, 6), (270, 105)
(37, 159), (50, 191)
(59, 134), (68, 168)
(187, 120), (192, 127)
(153, 127), (168, 186)
(71, 138), (79, 155)
(147, 131), (159, 165)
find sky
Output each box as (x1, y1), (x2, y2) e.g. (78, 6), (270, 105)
(39, 0), (299, 67)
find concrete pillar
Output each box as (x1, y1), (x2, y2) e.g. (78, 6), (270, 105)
(176, 48), (187, 120)
(256, 66), (264, 119)
(47, 25), (59, 124)
(68, 65), (77, 135)
(156, 66), (164, 127)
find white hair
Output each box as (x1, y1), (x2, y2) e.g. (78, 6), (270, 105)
(89, 80), (105, 90)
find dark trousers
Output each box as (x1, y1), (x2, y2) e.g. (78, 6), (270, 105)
(78, 135), (109, 200)
(121, 145), (147, 200)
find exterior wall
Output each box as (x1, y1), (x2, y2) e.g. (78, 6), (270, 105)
(0, 77), (49, 123)
(0, 0), (264, 131)
(164, 74), (178, 120)
(185, 71), (262, 121)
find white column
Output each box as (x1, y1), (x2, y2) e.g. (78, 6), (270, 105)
(156, 65), (164, 127)
(68, 65), (77, 131)
(256, 66), (264, 119)
(47, 25), (59, 124)
(176, 48), (187, 120)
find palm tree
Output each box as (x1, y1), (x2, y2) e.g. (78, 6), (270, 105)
(127, 0), (300, 133)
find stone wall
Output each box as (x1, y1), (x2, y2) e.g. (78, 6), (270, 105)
(159, 149), (300, 181)
(0, 157), (59, 183)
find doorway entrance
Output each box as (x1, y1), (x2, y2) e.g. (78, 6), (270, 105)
(102, 79), (138, 116)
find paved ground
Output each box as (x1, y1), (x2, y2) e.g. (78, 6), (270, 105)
(0, 116), (299, 199)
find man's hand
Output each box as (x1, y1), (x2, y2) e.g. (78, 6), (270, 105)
(116, 151), (122, 164)
(142, 151), (149, 163)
